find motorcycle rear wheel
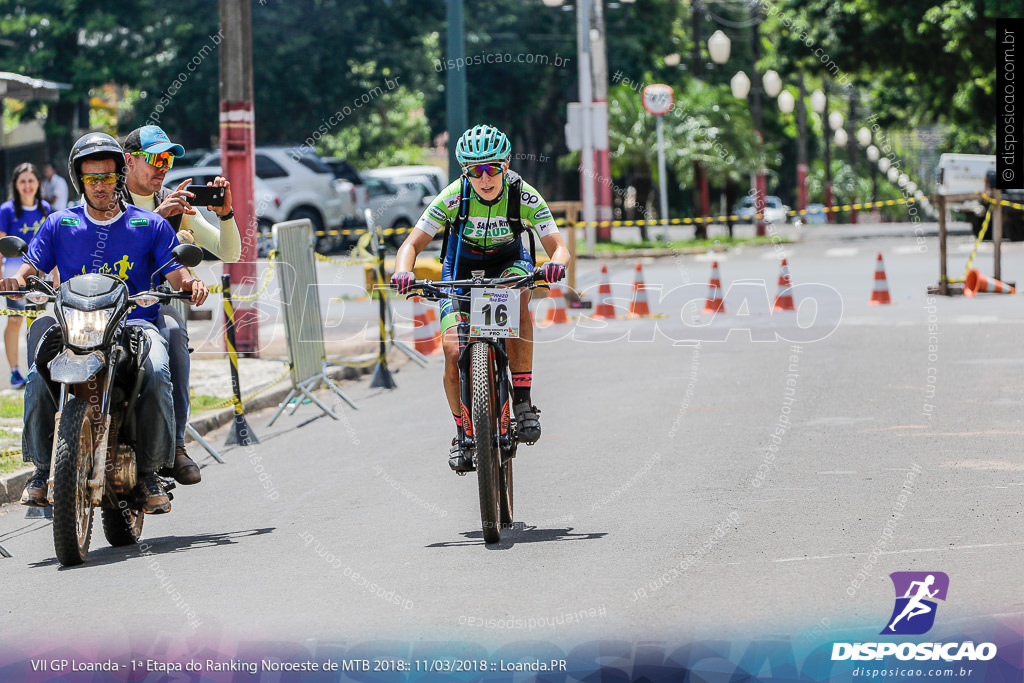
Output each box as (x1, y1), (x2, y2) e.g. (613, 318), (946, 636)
(52, 397), (97, 567)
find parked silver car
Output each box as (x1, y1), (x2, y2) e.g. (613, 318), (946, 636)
(364, 176), (429, 247)
(197, 147), (356, 252)
(162, 166), (282, 258)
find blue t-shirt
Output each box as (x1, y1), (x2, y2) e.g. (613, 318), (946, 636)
(0, 200), (51, 273)
(28, 204), (184, 323)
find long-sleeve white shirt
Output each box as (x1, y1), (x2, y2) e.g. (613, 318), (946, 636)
(128, 190), (241, 262)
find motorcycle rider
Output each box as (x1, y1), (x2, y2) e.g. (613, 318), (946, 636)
(391, 124), (568, 472)
(121, 125), (241, 485)
(5, 133), (209, 514)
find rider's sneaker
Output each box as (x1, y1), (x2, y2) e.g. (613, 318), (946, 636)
(170, 445), (201, 485)
(514, 402), (542, 444)
(449, 437), (474, 473)
(9, 368), (25, 389)
(137, 474), (171, 514)
(20, 468), (49, 507)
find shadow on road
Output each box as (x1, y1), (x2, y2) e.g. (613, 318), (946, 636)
(427, 525), (606, 550)
(27, 527), (275, 570)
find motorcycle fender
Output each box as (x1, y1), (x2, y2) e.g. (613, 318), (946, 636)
(48, 350), (105, 384)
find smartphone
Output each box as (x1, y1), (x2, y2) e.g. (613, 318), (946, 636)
(187, 184), (226, 207)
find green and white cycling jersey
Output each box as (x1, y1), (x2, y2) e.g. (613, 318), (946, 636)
(414, 173), (560, 251)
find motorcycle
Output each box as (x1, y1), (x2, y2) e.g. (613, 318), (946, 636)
(0, 235), (203, 566)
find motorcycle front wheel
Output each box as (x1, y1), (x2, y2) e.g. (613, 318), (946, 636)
(52, 397), (97, 566)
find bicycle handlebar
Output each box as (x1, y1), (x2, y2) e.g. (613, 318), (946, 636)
(405, 271), (544, 301)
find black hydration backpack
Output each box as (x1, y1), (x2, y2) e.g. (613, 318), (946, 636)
(439, 170), (536, 262)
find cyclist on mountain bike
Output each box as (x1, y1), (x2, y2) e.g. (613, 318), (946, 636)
(391, 124), (569, 472)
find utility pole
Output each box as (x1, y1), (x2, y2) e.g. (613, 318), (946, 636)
(590, 0), (613, 240)
(219, 0), (258, 355)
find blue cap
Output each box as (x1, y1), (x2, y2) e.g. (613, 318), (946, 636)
(123, 125), (185, 157)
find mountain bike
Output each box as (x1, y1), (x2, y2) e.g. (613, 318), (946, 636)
(409, 271), (543, 544)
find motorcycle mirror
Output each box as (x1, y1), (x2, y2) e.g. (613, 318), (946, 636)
(0, 236), (27, 259)
(172, 244), (204, 268)
(150, 244), (205, 289)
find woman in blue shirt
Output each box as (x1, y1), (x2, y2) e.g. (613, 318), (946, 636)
(0, 163), (50, 388)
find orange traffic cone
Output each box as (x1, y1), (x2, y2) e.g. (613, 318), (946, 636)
(592, 263), (617, 319)
(773, 258), (795, 311)
(628, 262), (651, 318)
(964, 269), (1016, 296)
(703, 261), (726, 313)
(543, 284), (569, 324)
(869, 253), (892, 305)
(411, 296), (441, 355)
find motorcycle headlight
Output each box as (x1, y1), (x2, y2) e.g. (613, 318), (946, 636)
(63, 308), (113, 349)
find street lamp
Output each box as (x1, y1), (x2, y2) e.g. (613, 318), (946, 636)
(879, 157), (891, 173)
(887, 167), (899, 184)
(834, 128), (848, 147)
(866, 145), (879, 203)
(664, 52), (681, 67)
(762, 70), (782, 98)
(777, 90), (795, 114)
(857, 126), (872, 148)
(810, 88), (835, 221)
(708, 30), (730, 64)
(730, 71), (751, 99)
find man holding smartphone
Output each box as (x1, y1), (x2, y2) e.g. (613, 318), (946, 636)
(122, 125), (241, 485)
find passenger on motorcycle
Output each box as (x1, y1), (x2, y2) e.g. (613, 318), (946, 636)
(122, 125), (241, 486)
(390, 124), (569, 472)
(5, 133), (209, 513)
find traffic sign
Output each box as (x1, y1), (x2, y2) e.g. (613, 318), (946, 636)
(642, 84), (674, 116)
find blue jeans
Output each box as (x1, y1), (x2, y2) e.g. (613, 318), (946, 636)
(156, 305), (190, 447)
(23, 318), (175, 475)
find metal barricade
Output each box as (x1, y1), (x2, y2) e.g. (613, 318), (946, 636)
(267, 218), (357, 426)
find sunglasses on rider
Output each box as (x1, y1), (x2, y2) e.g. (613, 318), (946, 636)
(463, 162), (505, 179)
(80, 172), (119, 186)
(130, 150), (175, 169)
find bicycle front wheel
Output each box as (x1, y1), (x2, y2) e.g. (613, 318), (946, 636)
(471, 342), (501, 544)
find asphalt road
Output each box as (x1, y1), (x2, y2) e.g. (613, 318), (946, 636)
(0, 221), (1021, 656)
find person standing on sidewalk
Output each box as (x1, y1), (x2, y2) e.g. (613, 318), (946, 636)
(0, 163), (50, 388)
(41, 162), (69, 211)
(121, 125), (241, 485)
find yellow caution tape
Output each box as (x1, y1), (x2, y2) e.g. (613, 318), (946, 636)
(0, 446), (23, 459)
(982, 193), (1024, 211)
(0, 309), (43, 318)
(560, 198), (911, 228)
(208, 251), (278, 302)
(946, 208), (992, 285)
(313, 226), (414, 238)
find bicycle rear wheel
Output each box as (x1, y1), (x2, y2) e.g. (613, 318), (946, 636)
(471, 342), (501, 544)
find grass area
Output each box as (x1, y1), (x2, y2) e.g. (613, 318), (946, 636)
(578, 235), (788, 254)
(0, 395), (24, 418)
(190, 394), (230, 412)
(0, 430), (25, 475)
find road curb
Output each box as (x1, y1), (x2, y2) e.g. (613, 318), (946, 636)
(0, 361), (382, 507)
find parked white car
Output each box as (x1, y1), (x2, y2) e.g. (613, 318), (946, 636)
(364, 176), (430, 247)
(363, 165), (450, 196)
(197, 147), (356, 252)
(733, 195), (792, 223)
(163, 166), (282, 258)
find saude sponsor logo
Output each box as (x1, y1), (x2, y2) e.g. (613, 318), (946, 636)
(832, 572), (997, 663)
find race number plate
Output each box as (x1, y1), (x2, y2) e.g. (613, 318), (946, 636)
(469, 288), (520, 338)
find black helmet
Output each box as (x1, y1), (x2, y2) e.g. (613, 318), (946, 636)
(68, 132), (126, 195)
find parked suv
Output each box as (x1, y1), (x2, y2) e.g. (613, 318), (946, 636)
(162, 166), (283, 258)
(197, 147), (356, 252)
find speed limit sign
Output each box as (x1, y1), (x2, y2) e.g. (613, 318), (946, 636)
(642, 84), (674, 116)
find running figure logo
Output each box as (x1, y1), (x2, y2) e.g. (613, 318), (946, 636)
(881, 572), (949, 635)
